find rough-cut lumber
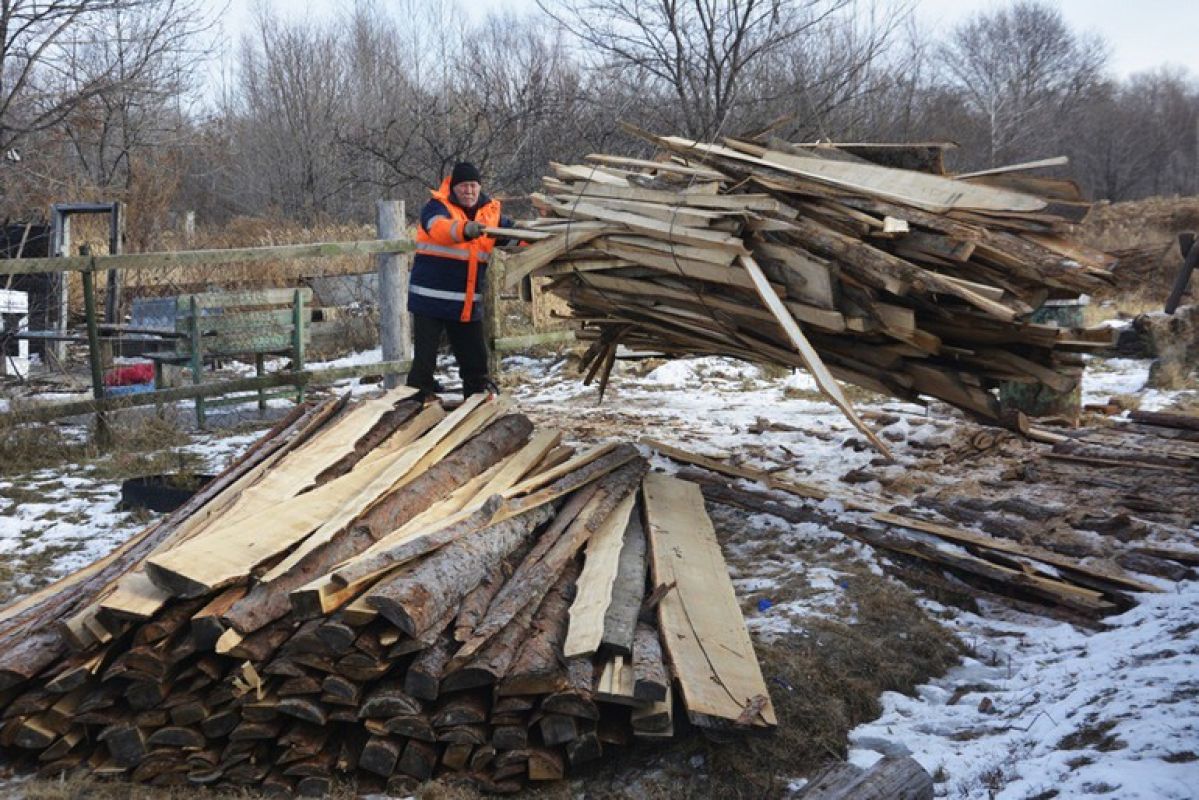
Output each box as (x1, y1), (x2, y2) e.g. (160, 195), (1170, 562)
(631, 685), (673, 736)
(693, 475), (1121, 615)
(595, 654), (639, 706)
(402, 634), (454, 702)
(797, 755), (934, 800)
(599, 508), (647, 655)
(311, 442), (637, 619)
(631, 623), (668, 702)
(493, 562), (580, 696)
(366, 503), (554, 638)
(563, 492), (637, 657)
(741, 254), (892, 458)
(539, 713), (579, 746)
(142, 397), (470, 598)
(398, 740), (437, 781)
(454, 459), (648, 664)
(444, 561), (578, 693)
(359, 735), (403, 777)
(527, 747), (565, 780)
(643, 473), (776, 728)
(327, 496), (505, 594)
(1129, 409), (1199, 433)
(0, 408), (802, 794)
(0, 399), (340, 685)
(221, 413), (534, 634)
(518, 133), (1115, 437)
(537, 656), (597, 718)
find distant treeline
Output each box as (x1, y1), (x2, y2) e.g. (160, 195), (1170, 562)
(1, 0), (1195, 243)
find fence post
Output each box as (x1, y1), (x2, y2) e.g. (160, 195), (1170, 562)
(377, 200), (412, 389)
(485, 252), (504, 379)
(81, 254), (111, 447)
(104, 201), (123, 325)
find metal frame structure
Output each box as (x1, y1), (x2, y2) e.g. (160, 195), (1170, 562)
(49, 202), (124, 361)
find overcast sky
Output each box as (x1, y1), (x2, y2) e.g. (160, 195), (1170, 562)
(209, 0), (1198, 80)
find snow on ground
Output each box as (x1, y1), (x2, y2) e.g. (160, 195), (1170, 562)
(0, 424), (260, 599)
(1081, 357), (1152, 404)
(851, 589), (1199, 799)
(1081, 356), (1198, 412)
(507, 352), (1199, 798)
(1, 350), (1197, 797)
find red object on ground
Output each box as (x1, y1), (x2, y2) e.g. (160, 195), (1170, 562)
(104, 362), (155, 386)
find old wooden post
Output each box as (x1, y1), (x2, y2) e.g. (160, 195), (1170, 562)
(377, 200), (412, 389)
(189, 295), (205, 428)
(80, 249), (111, 446)
(292, 289), (306, 404)
(104, 201), (123, 326)
(485, 251), (504, 379)
(1165, 232), (1197, 315)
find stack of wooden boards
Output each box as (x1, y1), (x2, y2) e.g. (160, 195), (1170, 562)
(500, 130), (1119, 453)
(0, 389), (775, 796)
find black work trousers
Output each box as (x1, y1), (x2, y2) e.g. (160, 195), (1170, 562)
(406, 312), (491, 397)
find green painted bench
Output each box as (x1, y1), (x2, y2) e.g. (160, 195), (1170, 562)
(145, 288), (311, 426)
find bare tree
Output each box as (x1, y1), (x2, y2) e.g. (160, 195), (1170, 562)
(748, 0), (914, 141)
(937, 0), (1107, 167)
(538, 0), (852, 139)
(55, 0), (213, 189)
(338, 1), (586, 212)
(1067, 68), (1199, 201)
(0, 0), (166, 155)
(226, 6), (351, 221)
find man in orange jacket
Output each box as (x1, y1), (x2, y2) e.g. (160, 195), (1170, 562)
(406, 161), (513, 400)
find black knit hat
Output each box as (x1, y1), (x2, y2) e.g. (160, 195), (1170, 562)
(450, 161), (481, 188)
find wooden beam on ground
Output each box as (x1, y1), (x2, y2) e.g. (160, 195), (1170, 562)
(563, 492), (637, 657)
(642, 473), (776, 728)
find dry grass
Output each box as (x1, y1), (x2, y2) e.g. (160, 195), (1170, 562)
(1073, 197), (1199, 300)
(17, 777), (360, 800)
(1084, 293), (1165, 326)
(698, 575), (961, 796)
(0, 413), (192, 478)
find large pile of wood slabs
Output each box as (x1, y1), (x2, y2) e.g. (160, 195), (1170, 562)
(0, 389), (774, 796)
(499, 129), (1119, 453)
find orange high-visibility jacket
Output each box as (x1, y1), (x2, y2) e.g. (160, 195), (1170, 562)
(409, 176), (505, 323)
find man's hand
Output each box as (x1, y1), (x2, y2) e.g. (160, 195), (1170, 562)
(463, 221), (484, 241)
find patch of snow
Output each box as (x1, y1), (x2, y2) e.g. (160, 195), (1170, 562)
(849, 586), (1199, 799)
(1081, 358), (1150, 404)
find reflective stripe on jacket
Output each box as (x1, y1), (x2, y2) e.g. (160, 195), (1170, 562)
(409, 176), (503, 323)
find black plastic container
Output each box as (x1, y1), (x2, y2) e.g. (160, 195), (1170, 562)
(120, 473), (214, 513)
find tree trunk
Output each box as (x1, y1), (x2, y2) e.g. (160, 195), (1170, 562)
(498, 561), (578, 695)
(632, 623), (668, 702)
(455, 459), (647, 663)
(366, 504), (554, 638)
(797, 756), (933, 800)
(222, 414), (534, 635)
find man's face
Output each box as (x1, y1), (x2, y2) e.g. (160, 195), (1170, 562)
(453, 180), (481, 208)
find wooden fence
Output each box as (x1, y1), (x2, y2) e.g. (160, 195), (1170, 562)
(0, 238), (415, 433)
